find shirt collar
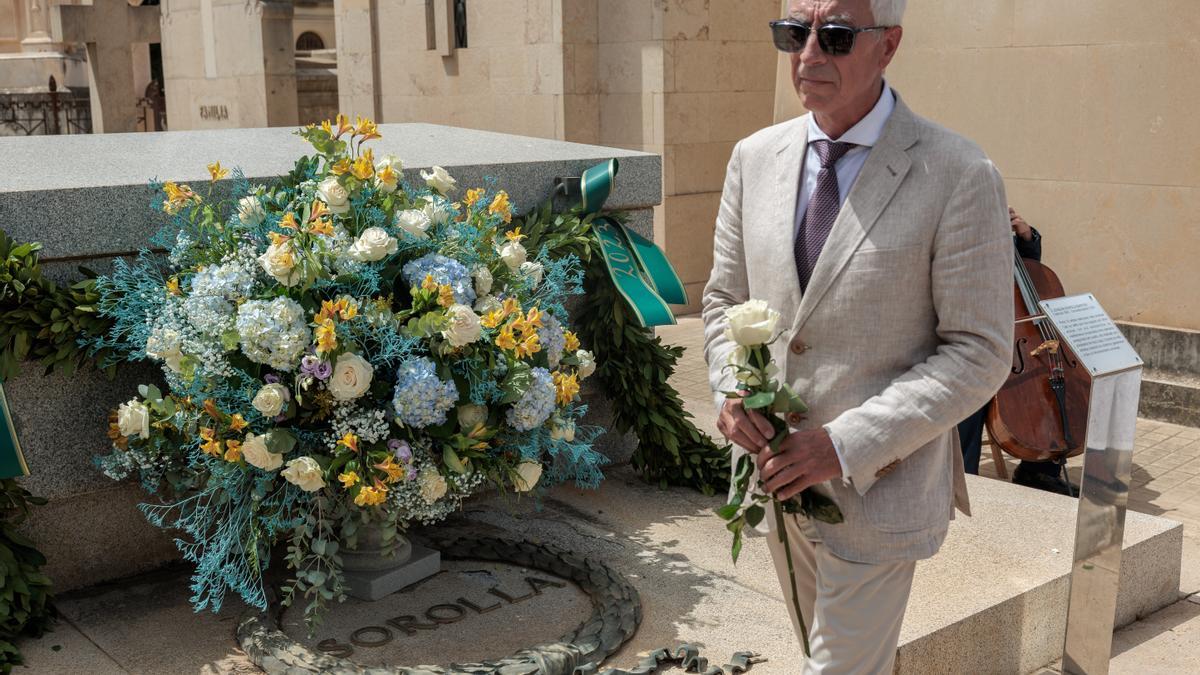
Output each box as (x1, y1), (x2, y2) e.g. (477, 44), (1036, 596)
(807, 81), (896, 148)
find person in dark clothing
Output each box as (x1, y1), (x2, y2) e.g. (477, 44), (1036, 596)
(958, 207), (1078, 496)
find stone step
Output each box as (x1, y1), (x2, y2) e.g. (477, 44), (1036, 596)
(1139, 367), (1200, 427)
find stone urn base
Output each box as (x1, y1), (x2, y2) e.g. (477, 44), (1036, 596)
(340, 522), (440, 602)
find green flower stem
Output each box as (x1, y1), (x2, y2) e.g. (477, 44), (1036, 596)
(775, 498), (811, 658)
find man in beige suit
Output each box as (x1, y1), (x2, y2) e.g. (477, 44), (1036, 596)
(702, 0), (1013, 671)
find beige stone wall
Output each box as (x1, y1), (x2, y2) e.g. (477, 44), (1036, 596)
(0, 0), (22, 53)
(775, 1), (1200, 331)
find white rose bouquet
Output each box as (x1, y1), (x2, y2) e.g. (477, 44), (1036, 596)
(92, 115), (607, 630)
(715, 298), (843, 656)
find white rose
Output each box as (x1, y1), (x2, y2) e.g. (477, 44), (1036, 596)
(252, 383), (290, 418)
(520, 261), (544, 289)
(237, 196), (266, 225)
(422, 195), (451, 225)
(419, 466), (448, 504)
(457, 404), (488, 431)
(474, 294), (502, 315)
(374, 154), (403, 193)
(316, 177), (351, 214)
(550, 418), (576, 443)
(242, 432), (284, 472)
(723, 299), (780, 347)
(576, 349), (596, 379)
(258, 240), (303, 287)
(117, 399), (151, 439)
(473, 266), (493, 296)
(513, 460), (543, 492)
(146, 329), (185, 373)
(726, 345), (778, 386)
(498, 241), (527, 272)
(442, 304), (482, 348)
(327, 352), (374, 401)
(347, 226), (398, 262)
(282, 456), (326, 492)
(420, 165), (457, 194)
(394, 209), (431, 240)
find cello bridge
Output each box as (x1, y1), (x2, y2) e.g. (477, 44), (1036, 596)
(1030, 339), (1060, 357)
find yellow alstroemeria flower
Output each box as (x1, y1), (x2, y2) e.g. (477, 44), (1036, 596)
(351, 150), (375, 180)
(199, 427), (215, 442)
(515, 332), (541, 360)
(203, 399), (222, 419)
(224, 439), (243, 462)
(437, 284), (455, 308)
(339, 299), (358, 321)
(162, 181), (198, 214)
(331, 158), (351, 175)
(355, 116), (380, 142)
(321, 119), (333, 136)
(308, 218), (334, 237)
(166, 277), (181, 296)
(337, 432), (359, 453)
(523, 307), (545, 331)
(354, 482), (388, 507)
(315, 319), (338, 354)
(553, 371), (581, 406)
(378, 164), (397, 187)
(421, 274), (439, 293)
(496, 325), (518, 351)
(280, 212), (300, 230)
(207, 161), (229, 182)
(201, 436), (223, 457)
(229, 413), (248, 432)
(564, 330), (580, 352)
(335, 113), (353, 139)
(481, 308), (506, 329)
(504, 225), (524, 242)
(338, 471), (360, 489)
(501, 297), (521, 317)
(490, 191), (513, 224)
(374, 457), (406, 484)
(464, 187), (485, 208)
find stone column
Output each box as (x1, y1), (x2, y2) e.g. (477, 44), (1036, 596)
(20, 0), (53, 51)
(333, 0), (380, 121)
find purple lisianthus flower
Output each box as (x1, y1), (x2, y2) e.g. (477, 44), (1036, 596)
(300, 354), (333, 381)
(264, 373), (281, 384)
(388, 439), (412, 463)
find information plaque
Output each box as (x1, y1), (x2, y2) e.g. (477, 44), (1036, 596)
(1039, 294), (1142, 377)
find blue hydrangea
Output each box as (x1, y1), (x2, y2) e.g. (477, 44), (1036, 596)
(538, 314), (566, 368)
(235, 298), (310, 371)
(393, 357), (459, 428)
(401, 253), (476, 306)
(505, 367), (555, 432)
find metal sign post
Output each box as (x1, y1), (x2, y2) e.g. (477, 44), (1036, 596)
(1039, 294), (1144, 675)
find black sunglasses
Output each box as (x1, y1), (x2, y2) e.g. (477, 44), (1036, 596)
(769, 19), (889, 56)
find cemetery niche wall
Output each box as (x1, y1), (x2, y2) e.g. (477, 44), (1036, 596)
(0, 119), (728, 666)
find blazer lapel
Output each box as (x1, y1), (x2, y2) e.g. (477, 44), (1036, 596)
(765, 116), (808, 320)
(789, 98), (919, 337)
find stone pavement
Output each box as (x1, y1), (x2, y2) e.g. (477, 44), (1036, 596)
(659, 316), (1200, 674)
(13, 316), (1199, 674)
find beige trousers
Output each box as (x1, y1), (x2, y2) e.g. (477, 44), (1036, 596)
(766, 511), (916, 674)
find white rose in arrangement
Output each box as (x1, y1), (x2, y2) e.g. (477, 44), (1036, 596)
(419, 466), (448, 504)
(242, 432), (284, 471)
(472, 266), (493, 296)
(258, 240), (303, 287)
(394, 209), (431, 240)
(374, 154), (403, 193)
(282, 456), (326, 492)
(498, 241), (527, 272)
(420, 165), (457, 194)
(576, 349), (596, 379)
(327, 352), (374, 401)
(117, 399), (151, 440)
(422, 195), (451, 225)
(347, 226), (399, 262)
(513, 460), (543, 492)
(474, 294), (502, 315)
(145, 328), (185, 373)
(550, 418), (576, 443)
(252, 383), (290, 418)
(723, 299), (780, 347)
(237, 196), (266, 226)
(457, 403), (488, 431)
(519, 261), (544, 289)
(316, 176), (351, 214)
(442, 304), (482, 348)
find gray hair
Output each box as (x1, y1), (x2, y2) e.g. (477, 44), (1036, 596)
(871, 0), (906, 25)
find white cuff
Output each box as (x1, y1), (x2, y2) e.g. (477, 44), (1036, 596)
(824, 424), (852, 486)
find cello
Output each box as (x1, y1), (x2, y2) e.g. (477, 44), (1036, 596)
(985, 244), (1090, 462)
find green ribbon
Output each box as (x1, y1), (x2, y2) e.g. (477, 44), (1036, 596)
(0, 383), (30, 479)
(579, 159), (687, 327)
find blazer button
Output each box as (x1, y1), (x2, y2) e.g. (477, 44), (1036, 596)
(786, 412), (804, 426)
(875, 459), (901, 478)
(790, 340), (808, 355)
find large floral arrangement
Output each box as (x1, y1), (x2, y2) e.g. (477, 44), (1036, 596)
(89, 116), (605, 628)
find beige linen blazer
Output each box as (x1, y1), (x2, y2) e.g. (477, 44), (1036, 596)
(702, 95), (1014, 564)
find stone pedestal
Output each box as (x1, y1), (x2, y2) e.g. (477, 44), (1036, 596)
(341, 527), (440, 602)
